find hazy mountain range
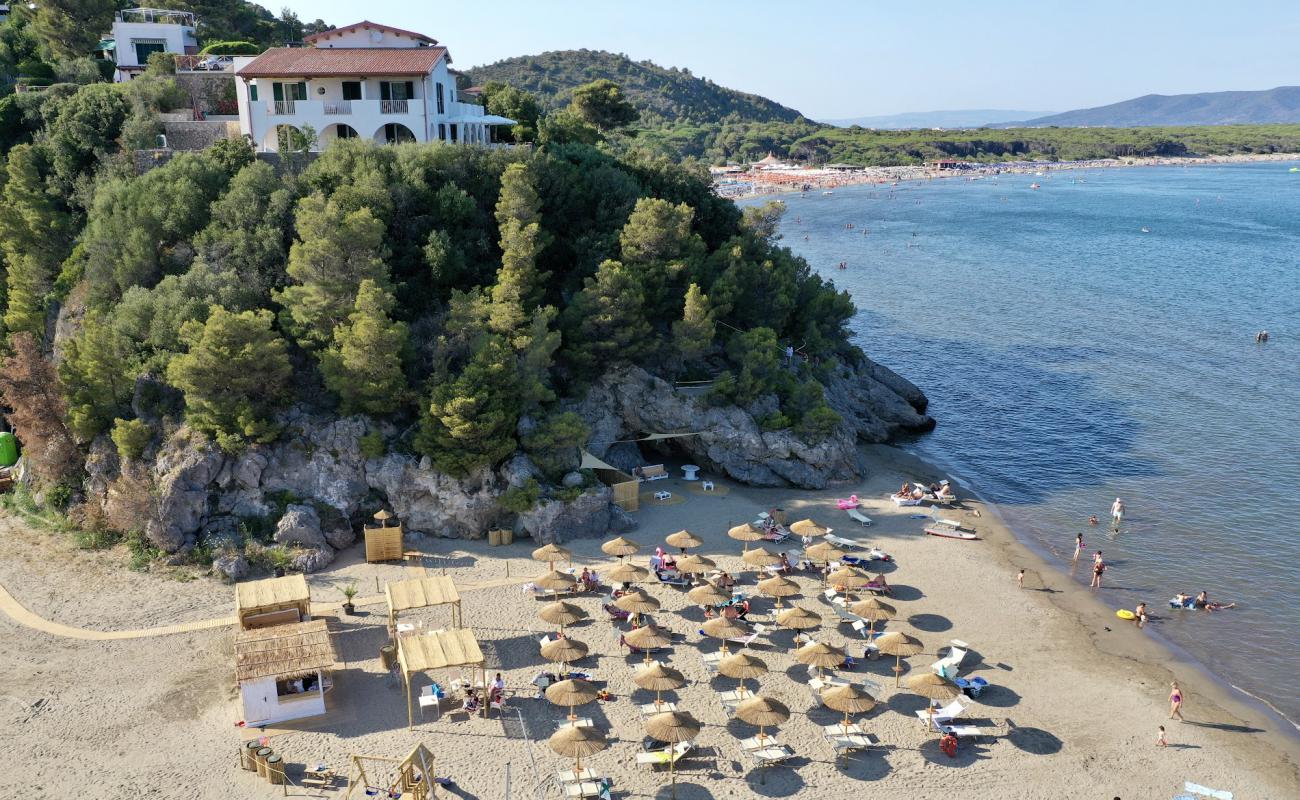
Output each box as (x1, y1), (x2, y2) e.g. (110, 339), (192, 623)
(1007, 86), (1300, 127)
(822, 110), (1052, 129)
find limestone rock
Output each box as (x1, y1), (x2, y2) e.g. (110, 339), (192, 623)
(212, 550), (248, 580)
(291, 546), (335, 574)
(274, 504), (328, 550)
(501, 454), (541, 489)
(258, 411), (370, 516)
(146, 429), (225, 551)
(561, 471), (585, 488)
(199, 516), (242, 551)
(516, 486), (635, 544)
(367, 454), (503, 539)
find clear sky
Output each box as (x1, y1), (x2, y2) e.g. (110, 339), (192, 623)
(279, 0), (1300, 119)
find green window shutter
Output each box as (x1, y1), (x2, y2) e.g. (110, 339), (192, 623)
(272, 82), (283, 102)
(296, 82), (307, 100)
(380, 82), (391, 101)
(405, 81), (414, 101)
(249, 84), (258, 102)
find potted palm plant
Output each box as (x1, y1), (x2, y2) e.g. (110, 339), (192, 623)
(341, 584), (358, 615)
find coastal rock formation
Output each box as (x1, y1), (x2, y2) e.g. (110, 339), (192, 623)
(516, 486), (636, 544)
(576, 363), (932, 489)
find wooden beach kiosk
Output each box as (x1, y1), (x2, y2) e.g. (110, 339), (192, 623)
(234, 619), (338, 726)
(235, 574), (311, 630)
(346, 743), (437, 800)
(397, 628), (486, 728)
(386, 575), (463, 629)
(365, 509), (404, 562)
(580, 449), (639, 512)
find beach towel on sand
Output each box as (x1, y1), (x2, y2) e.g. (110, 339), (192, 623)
(1183, 782), (1233, 800)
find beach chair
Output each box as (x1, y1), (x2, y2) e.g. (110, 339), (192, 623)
(562, 779), (608, 799)
(931, 640), (970, 679)
(655, 570), (690, 586)
(845, 509), (873, 527)
(635, 742), (693, 769)
(557, 768), (596, 786)
(827, 732), (872, 757)
(937, 721), (994, 739)
(748, 745), (795, 766)
(891, 494), (923, 506)
(701, 651), (723, 673)
(914, 698), (968, 726)
(826, 533), (864, 549)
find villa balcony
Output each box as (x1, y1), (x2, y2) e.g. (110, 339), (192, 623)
(324, 101), (352, 115)
(264, 99), (416, 118)
(380, 99), (409, 114)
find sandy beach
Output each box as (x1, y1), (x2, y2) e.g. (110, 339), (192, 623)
(1, 445), (1296, 800)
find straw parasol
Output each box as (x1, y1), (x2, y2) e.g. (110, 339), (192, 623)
(849, 597), (896, 643)
(606, 562), (650, 585)
(373, 509), (395, 524)
(701, 616), (749, 653)
(539, 601), (588, 635)
(728, 522), (765, 551)
(534, 570), (578, 591)
(718, 652), (768, 692)
(540, 637), (589, 672)
(687, 582), (731, 607)
(775, 605), (821, 645)
(545, 677), (599, 720)
(644, 711), (702, 798)
(665, 529), (704, 551)
(633, 662), (686, 707)
(601, 535), (640, 559)
(827, 565), (871, 597)
(742, 546), (781, 569)
(790, 519), (830, 539)
(623, 623), (673, 663)
(757, 575), (800, 608)
(547, 724), (607, 771)
(875, 631), (924, 687)
(908, 672), (961, 733)
(614, 588), (660, 615)
(821, 683), (877, 731)
(674, 554), (716, 574)
(804, 540), (845, 564)
(794, 640), (846, 677)
(735, 695), (789, 742)
(532, 542), (571, 567)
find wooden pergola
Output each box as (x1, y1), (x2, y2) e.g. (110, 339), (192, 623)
(235, 574), (311, 630)
(397, 628), (486, 728)
(345, 742), (436, 800)
(385, 575), (462, 629)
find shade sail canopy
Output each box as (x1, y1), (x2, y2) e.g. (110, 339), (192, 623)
(235, 574), (310, 615)
(385, 576), (460, 614)
(614, 589), (660, 613)
(235, 619), (336, 682)
(601, 536), (641, 557)
(539, 601), (588, 627)
(665, 530), (704, 549)
(397, 628), (484, 675)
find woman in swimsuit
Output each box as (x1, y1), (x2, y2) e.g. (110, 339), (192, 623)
(1169, 682), (1184, 721)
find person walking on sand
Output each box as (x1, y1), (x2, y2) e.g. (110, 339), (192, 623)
(1157, 725), (1168, 747)
(1017, 569), (1025, 589)
(1169, 682), (1185, 721)
(1111, 497), (1125, 528)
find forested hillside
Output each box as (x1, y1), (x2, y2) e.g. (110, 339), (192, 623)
(464, 50), (805, 126)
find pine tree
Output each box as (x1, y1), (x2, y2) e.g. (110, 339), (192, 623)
(672, 283), (715, 364)
(58, 313), (137, 441)
(319, 279), (409, 416)
(564, 259), (652, 378)
(275, 193), (390, 348)
(617, 197), (703, 321)
(415, 336), (522, 477)
(489, 163), (550, 339)
(166, 306), (293, 452)
(0, 144), (73, 337)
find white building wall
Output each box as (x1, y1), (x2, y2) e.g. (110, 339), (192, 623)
(239, 676), (327, 727)
(111, 21), (197, 80)
(310, 28), (430, 48)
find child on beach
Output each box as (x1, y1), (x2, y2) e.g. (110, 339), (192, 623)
(1157, 725), (1168, 747)
(1017, 569), (1025, 589)
(1074, 533), (1084, 560)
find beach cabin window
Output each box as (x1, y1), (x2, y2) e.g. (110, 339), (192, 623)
(132, 39), (166, 64)
(248, 84), (258, 102)
(436, 82), (445, 114)
(276, 674), (320, 698)
(341, 81), (362, 100)
(380, 81), (415, 101)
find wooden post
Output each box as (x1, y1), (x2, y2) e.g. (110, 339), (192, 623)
(404, 666), (413, 730)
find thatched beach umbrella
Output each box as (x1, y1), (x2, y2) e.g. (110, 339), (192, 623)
(728, 523), (765, 552)
(794, 640), (846, 678)
(665, 529), (704, 551)
(540, 637), (589, 674)
(821, 683), (877, 731)
(757, 575), (800, 608)
(735, 696), (789, 742)
(623, 623), (673, 663)
(701, 616), (749, 653)
(687, 581), (731, 607)
(532, 543), (572, 569)
(539, 601), (588, 635)
(790, 519), (830, 539)
(535, 570), (578, 592)
(675, 554), (715, 575)
(908, 672), (961, 733)
(644, 711), (702, 798)
(606, 562), (650, 585)
(804, 540), (845, 565)
(718, 652), (768, 692)
(634, 662), (686, 707)
(545, 677), (599, 721)
(614, 588), (660, 616)
(828, 565), (871, 598)
(547, 724), (607, 772)
(742, 546), (781, 571)
(601, 535), (640, 559)
(373, 509), (395, 526)
(775, 605), (821, 646)
(849, 597), (896, 644)
(875, 631), (924, 687)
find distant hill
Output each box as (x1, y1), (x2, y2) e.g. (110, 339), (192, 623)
(824, 109), (1053, 129)
(462, 50), (805, 125)
(1015, 87), (1300, 127)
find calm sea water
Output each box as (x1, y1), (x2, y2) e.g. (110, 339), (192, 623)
(758, 161), (1300, 726)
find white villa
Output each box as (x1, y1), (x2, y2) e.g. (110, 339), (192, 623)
(107, 7), (199, 82)
(234, 20), (514, 152)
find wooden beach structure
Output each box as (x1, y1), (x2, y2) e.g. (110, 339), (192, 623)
(580, 449), (639, 511)
(386, 575), (463, 629)
(235, 574), (311, 630)
(345, 743), (437, 800)
(397, 628), (486, 728)
(234, 618), (338, 726)
(365, 509), (405, 562)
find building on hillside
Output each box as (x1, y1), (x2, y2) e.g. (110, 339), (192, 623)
(106, 8), (199, 82)
(234, 20), (514, 152)
(0, 6), (10, 25)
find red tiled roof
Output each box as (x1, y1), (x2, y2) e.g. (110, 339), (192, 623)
(304, 20), (437, 45)
(237, 47), (448, 78)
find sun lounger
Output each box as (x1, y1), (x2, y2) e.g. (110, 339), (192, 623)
(845, 509), (873, 527)
(562, 779), (609, 799)
(748, 745), (795, 765)
(636, 741), (693, 769)
(891, 494), (923, 506)
(558, 768), (597, 785)
(937, 722), (993, 739)
(638, 464), (669, 482)
(741, 735), (781, 752)
(827, 732), (872, 755)
(655, 570), (690, 586)
(931, 640), (970, 679)
(826, 533), (865, 549)
(914, 698), (968, 725)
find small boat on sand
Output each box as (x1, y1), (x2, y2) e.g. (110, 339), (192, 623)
(925, 527), (979, 540)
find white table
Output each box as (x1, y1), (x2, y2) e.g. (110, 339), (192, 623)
(654, 490), (672, 501)
(682, 464), (700, 480)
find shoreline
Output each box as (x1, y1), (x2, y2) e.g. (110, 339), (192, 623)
(718, 151), (1300, 199)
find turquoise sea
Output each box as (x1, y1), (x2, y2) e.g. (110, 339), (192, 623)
(760, 161), (1300, 727)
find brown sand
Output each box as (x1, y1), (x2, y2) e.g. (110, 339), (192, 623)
(0, 444), (1295, 799)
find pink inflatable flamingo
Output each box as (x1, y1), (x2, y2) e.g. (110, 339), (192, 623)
(836, 495), (860, 510)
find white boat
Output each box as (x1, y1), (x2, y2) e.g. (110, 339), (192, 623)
(1029, 183), (1040, 190)
(823, 191), (834, 195)
(1140, 226), (1151, 233)
(925, 526), (979, 540)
